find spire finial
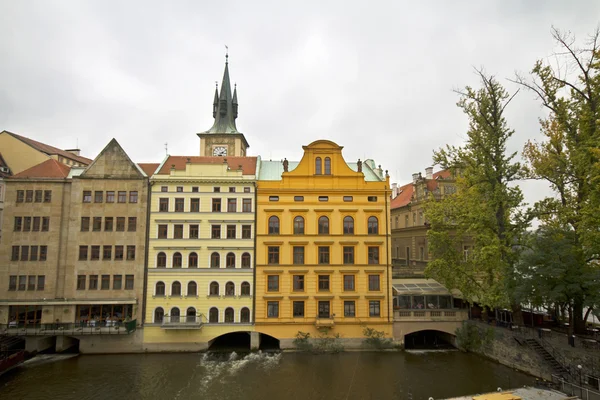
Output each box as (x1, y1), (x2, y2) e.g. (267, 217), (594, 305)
(225, 45), (229, 63)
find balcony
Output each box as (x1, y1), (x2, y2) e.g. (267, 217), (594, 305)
(2, 320), (137, 336)
(161, 315), (203, 330)
(393, 309), (468, 322)
(314, 315), (335, 328)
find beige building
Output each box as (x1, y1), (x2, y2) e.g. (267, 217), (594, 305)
(0, 153), (10, 243)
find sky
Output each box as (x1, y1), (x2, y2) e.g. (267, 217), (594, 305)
(1, 1), (599, 208)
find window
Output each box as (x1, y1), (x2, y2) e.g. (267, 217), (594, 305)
(161, 186), (168, 193)
(106, 191), (115, 203)
(30, 246), (38, 261)
(344, 301), (356, 317)
(18, 276), (26, 291)
(83, 191), (92, 203)
(113, 275), (122, 290)
(185, 224), (198, 240)
(158, 224), (167, 239)
(77, 275), (86, 290)
(32, 217), (40, 231)
(227, 187), (235, 193)
(368, 196), (378, 202)
(93, 217), (102, 231)
(78, 217), (90, 232)
(190, 198), (200, 212)
(176, 186), (183, 193)
(293, 275), (304, 292)
(103, 245), (112, 260)
(209, 282), (219, 296)
(101, 275), (110, 290)
(89, 275), (98, 290)
(185, 252), (197, 268)
(23, 217), (31, 232)
(105, 217), (113, 231)
(155, 252), (167, 268)
(318, 275), (330, 291)
(14, 217), (22, 231)
(171, 281), (181, 296)
(268, 216), (280, 234)
(192, 187), (199, 193)
(172, 252), (182, 268)
(324, 157), (331, 175)
(175, 198), (184, 212)
(94, 191), (103, 203)
(369, 300), (381, 317)
(318, 216), (329, 234)
(25, 190), (33, 202)
(127, 246), (136, 260)
(293, 216), (304, 234)
(79, 246), (88, 261)
(116, 217), (125, 232)
(12, 246), (19, 261)
(343, 246), (355, 264)
(129, 191), (138, 203)
(343, 275), (355, 291)
(115, 246), (124, 260)
(21, 246), (29, 261)
(41, 217), (49, 231)
(318, 246), (330, 264)
(211, 225), (221, 239)
(343, 216), (354, 234)
(227, 225), (236, 239)
(37, 276), (45, 291)
(268, 246), (279, 264)
(269, 196), (279, 202)
(315, 157), (322, 174)
(125, 275), (134, 290)
(318, 196), (328, 202)
(293, 301), (305, 317)
(241, 198), (252, 212)
(223, 308), (234, 323)
(17, 190), (24, 203)
(404, 215), (410, 227)
(420, 246), (425, 261)
(187, 281), (197, 296)
(242, 225), (251, 239)
(267, 302), (279, 318)
(118, 191), (126, 203)
(227, 198), (236, 212)
(294, 196), (304, 202)
(40, 246), (47, 261)
(406, 247), (411, 262)
(226, 252), (236, 268)
(318, 301), (330, 318)
(36, 190), (44, 202)
(368, 216), (379, 234)
(241, 282), (251, 295)
(243, 187), (251, 193)
(128, 217), (137, 232)
(267, 275), (279, 292)
(210, 252), (220, 268)
(174, 224), (183, 239)
(242, 253), (250, 268)
(241, 307), (250, 323)
(154, 307), (164, 323)
(213, 187), (220, 193)
(212, 198), (221, 212)
(368, 275), (380, 291)
(91, 245), (100, 260)
(209, 307), (219, 323)
(159, 198), (169, 212)
(368, 247), (379, 264)
(225, 282), (235, 296)
(293, 246), (304, 265)
(170, 307), (180, 323)
(343, 196), (353, 202)
(28, 276), (36, 291)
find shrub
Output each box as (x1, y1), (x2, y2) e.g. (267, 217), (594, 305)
(362, 326), (394, 350)
(455, 321), (494, 352)
(293, 331), (313, 351)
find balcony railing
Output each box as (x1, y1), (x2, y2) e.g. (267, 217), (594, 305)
(161, 315), (203, 330)
(2, 320), (137, 336)
(393, 309), (468, 322)
(315, 315), (335, 328)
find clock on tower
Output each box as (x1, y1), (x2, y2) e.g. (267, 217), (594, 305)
(213, 146), (228, 156)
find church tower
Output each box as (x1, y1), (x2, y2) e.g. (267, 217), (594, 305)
(198, 54), (250, 157)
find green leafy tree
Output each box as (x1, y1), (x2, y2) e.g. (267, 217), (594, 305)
(513, 27), (600, 333)
(424, 71), (526, 317)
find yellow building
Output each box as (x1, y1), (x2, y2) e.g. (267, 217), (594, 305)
(255, 140), (393, 348)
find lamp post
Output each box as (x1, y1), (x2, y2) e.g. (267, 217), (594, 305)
(578, 364), (583, 398)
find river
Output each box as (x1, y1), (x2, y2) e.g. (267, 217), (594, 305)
(0, 351), (534, 400)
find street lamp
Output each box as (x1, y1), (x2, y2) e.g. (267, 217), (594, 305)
(578, 364), (583, 398)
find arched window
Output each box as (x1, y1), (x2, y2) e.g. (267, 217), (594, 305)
(170, 307), (180, 323)
(343, 216), (354, 235)
(187, 281), (197, 296)
(318, 216), (329, 234)
(188, 252), (198, 268)
(225, 281), (235, 296)
(225, 307), (234, 323)
(368, 216), (379, 235)
(171, 281), (181, 296)
(241, 282), (251, 296)
(226, 252), (236, 268)
(209, 281), (219, 296)
(209, 307), (219, 323)
(157, 252), (166, 268)
(155, 281), (165, 296)
(293, 216), (305, 234)
(324, 157), (331, 175)
(210, 252), (220, 268)
(315, 157), (322, 175)
(186, 307), (196, 323)
(172, 252), (182, 268)
(154, 307), (164, 323)
(241, 252), (251, 268)
(240, 307), (250, 323)
(268, 216), (280, 234)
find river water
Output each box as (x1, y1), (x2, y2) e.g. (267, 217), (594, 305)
(0, 351), (534, 400)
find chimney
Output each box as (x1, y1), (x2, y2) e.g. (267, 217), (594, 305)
(65, 149), (81, 156)
(412, 173), (419, 184)
(391, 183), (398, 199)
(425, 167), (433, 180)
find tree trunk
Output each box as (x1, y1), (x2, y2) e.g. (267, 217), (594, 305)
(573, 300), (586, 334)
(584, 307), (594, 326)
(511, 303), (524, 326)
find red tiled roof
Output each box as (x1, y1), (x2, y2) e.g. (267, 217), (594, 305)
(12, 159), (71, 179)
(0, 152), (10, 177)
(390, 169), (452, 209)
(4, 131), (93, 165)
(138, 163), (159, 176)
(156, 156), (257, 175)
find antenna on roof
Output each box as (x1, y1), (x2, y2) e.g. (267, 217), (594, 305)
(165, 142), (168, 155)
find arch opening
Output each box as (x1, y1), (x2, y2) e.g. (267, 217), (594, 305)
(404, 329), (456, 350)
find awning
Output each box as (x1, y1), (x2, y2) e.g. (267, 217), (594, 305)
(392, 278), (451, 295)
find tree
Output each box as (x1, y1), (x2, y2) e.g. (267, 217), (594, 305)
(424, 71), (526, 316)
(513, 27), (600, 333)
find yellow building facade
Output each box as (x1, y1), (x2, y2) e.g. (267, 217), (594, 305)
(255, 140), (393, 348)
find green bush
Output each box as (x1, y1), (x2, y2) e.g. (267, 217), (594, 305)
(455, 321), (494, 352)
(362, 326), (394, 349)
(293, 331), (313, 351)
(313, 331), (344, 353)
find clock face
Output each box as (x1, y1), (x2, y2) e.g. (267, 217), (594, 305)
(213, 146), (227, 156)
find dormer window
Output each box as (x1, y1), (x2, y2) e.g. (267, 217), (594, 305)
(324, 157), (331, 175)
(315, 157), (322, 175)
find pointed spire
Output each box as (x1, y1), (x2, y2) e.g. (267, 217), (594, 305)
(205, 53), (239, 134)
(232, 83), (238, 119)
(212, 82), (219, 118)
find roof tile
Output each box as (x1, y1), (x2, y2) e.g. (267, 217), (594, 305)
(12, 159), (71, 179)
(157, 156), (257, 175)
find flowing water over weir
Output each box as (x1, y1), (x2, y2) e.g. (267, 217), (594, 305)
(0, 351), (535, 399)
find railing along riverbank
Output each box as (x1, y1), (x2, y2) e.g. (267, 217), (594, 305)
(2, 320), (137, 336)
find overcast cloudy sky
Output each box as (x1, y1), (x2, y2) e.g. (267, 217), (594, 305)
(1, 1), (599, 206)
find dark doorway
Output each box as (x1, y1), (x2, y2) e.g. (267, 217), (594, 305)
(404, 330), (455, 350)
